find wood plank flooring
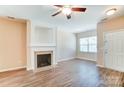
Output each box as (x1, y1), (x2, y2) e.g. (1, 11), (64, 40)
(0, 59), (124, 87)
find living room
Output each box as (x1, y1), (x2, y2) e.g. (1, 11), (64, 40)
(0, 4), (124, 88)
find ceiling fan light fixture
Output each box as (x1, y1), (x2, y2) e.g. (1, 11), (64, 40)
(106, 8), (117, 15)
(62, 7), (72, 15)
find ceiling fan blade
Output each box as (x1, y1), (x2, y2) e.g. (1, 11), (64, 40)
(54, 5), (63, 8)
(66, 14), (71, 19)
(71, 8), (86, 12)
(52, 10), (62, 16)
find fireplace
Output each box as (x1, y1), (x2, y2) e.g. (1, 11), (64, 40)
(29, 47), (56, 71)
(34, 51), (54, 70)
(37, 54), (51, 68)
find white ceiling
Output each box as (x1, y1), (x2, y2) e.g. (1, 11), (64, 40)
(0, 5), (124, 32)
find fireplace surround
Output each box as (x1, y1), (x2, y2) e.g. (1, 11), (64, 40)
(28, 46), (56, 72)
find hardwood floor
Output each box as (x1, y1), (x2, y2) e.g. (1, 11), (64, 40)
(98, 67), (124, 87)
(0, 59), (124, 87)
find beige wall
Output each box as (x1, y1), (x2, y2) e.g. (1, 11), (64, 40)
(97, 16), (124, 66)
(0, 18), (27, 71)
(76, 30), (97, 61)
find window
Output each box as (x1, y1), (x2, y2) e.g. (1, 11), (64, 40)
(80, 36), (97, 52)
(80, 38), (88, 52)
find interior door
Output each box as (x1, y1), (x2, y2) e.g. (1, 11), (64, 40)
(104, 30), (124, 72)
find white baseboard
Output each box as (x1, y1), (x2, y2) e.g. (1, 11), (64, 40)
(26, 67), (32, 71)
(0, 66), (26, 72)
(96, 64), (104, 68)
(96, 65), (124, 72)
(76, 57), (96, 62)
(57, 57), (76, 62)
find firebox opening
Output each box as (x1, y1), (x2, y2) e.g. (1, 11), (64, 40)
(37, 54), (51, 68)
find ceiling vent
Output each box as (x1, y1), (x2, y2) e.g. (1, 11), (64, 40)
(7, 16), (15, 19)
(101, 18), (108, 22)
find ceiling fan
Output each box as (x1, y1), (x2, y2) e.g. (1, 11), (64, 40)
(51, 5), (86, 19)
